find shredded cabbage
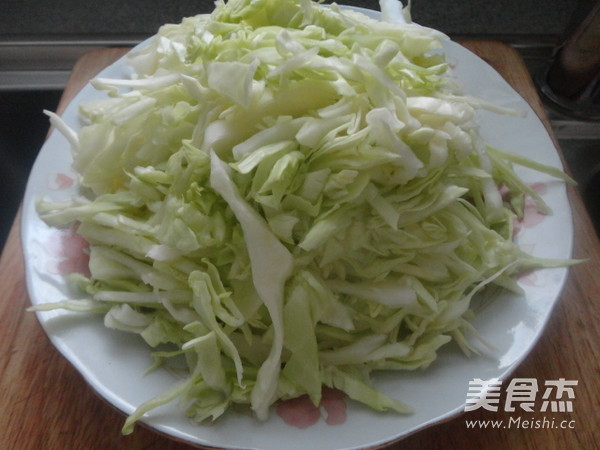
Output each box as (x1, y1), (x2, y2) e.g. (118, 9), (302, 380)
(33, 0), (576, 433)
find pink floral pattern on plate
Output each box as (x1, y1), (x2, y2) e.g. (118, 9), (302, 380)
(276, 388), (347, 429)
(43, 224), (90, 276)
(46, 172), (75, 190)
(518, 269), (540, 287)
(510, 183), (549, 288)
(512, 182), (548, 237)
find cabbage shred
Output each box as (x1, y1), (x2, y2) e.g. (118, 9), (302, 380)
(35, 0), (573, 432)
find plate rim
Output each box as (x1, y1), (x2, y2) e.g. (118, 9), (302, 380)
(20, 5), (574, 449)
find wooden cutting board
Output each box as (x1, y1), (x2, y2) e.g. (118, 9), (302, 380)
(1, 42), (599, 450)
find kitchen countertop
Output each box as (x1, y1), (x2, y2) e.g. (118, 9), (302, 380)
(0, 41), (599, 449)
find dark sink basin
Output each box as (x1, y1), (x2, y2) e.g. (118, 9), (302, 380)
(0, 90), (62, 252)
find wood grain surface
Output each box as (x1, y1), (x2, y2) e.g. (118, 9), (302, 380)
(1, 42), (598, 450)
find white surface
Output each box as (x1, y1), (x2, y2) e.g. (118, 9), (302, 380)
(21, 7), (573, 450)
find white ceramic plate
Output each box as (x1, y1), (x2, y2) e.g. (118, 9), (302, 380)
(21, 6), (573, 450)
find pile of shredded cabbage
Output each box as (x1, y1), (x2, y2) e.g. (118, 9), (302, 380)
(34, 0), (573, 433)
